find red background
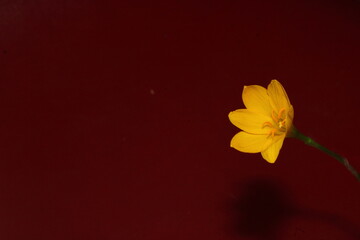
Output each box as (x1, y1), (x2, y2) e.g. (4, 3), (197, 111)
(1, 1), (360, 239)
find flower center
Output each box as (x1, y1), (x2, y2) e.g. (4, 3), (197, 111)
(262, 108), (287, 137)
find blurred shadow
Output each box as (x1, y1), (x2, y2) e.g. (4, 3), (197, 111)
(227, 178), (360, 240)
(228, 178), (295, 240)
(298, 208), (360, 239)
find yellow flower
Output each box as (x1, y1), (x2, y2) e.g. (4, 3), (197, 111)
(228, 80), (294, 163)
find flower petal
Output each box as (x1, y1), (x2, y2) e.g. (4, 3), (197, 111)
(228, 109), (273, 134)
(230, 131), (273, 153)
(267, 80), (291, 113)
(286, 104), (294, 135)
(242, 85), (272, 115)
(261, 136), (285, 163)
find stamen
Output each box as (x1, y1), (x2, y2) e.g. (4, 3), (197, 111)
(268, 129), (276, 138)
(278, 120), (286, 128)
(278, 108), (286, 120)
(264, 108), (288, 137)
(271, 110), (278, 122)
(262, 122), (274, 128)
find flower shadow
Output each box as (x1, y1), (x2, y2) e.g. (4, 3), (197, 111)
(227, 178), (360, 240)
(227, 178), (295, 240)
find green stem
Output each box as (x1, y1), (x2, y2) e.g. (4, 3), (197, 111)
(290, 127), (360, 182)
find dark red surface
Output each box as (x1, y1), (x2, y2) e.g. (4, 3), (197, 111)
(1, 1), (360, 239)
